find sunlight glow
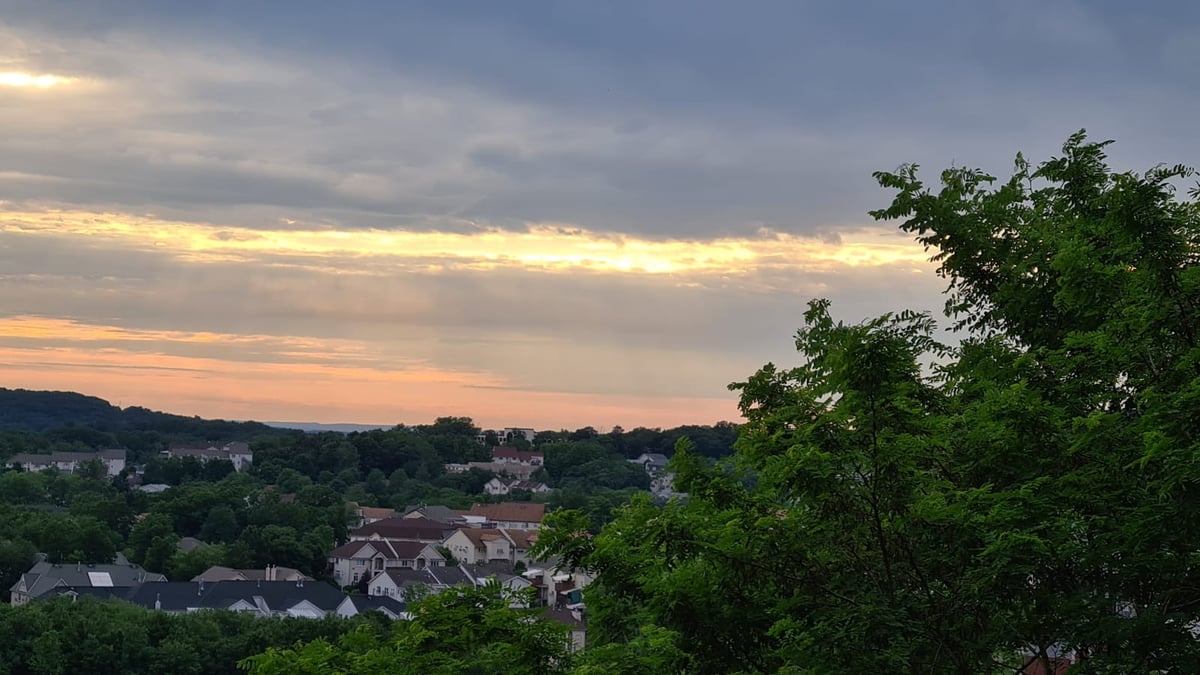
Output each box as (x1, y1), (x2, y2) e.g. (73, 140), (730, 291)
(0, 72), (70, 88)
(0, 209), (932, 279)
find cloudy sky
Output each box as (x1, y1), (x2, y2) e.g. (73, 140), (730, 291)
(0, 1), (1195, 428)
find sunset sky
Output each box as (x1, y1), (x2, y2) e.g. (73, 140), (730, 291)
(1, 1), (1196, 428)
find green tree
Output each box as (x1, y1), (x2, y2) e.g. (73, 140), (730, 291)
(199, 504), (240, 544)
(537, 133), (1200, 673)
(128, 512), (175, 565)
(241, 583), (571, 674)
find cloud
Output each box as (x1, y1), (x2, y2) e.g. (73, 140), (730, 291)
(0, 3), (1194, 425)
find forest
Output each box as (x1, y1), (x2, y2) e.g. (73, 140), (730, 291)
(7, 132), (1200, 673)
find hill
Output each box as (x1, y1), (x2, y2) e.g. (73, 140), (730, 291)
(0, 388), (278, 438)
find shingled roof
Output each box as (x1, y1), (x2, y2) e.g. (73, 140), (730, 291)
(350, 516), (460, 542)
(467, 502), (546, 524)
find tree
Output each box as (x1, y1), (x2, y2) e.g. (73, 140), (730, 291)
(128, 513), (175, 566)
(537, 133), (1200, 672)
(241, 583), (572, 674)
(199, 504), (240, 544)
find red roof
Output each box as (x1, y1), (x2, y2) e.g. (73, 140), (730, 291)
(467, 502), (546, 524)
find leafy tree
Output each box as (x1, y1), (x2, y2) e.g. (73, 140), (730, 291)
(199, 504), (241, 544)
(241, 583), (571, 674)
(538, 133), (1200, 673)
(128, 513), (175, 565)
(0, 537), (37, 592)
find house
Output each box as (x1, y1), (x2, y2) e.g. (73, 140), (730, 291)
(137, 483), (172, 494)
(162, 441), (253, 471)
(366, 563), (531, 604)
(6, 449), (127, 477)
(491, 447), (544, 466)
(459, 460), (541, 479)
(629, 453), (670, 475)
(176, 537), (208, 553)
(544, 608), (587, 652)
(191, 565), (311, 583)
(119, 579), (345, 618)
(442, 528), (514, 565)
(466, 502), (546, 531)
(462, 563), (535, 601)
(476, 428), (537, 446)
(348, 516), (460, 544)
(442, 528), (539, 565)
(10, 555), (165, 605)
(402, 504), (465, 524)
(483, 477), (551, 496)
(328, 540), (445, 587)
(367, 565), (474, 600)
(335, 594), (409, 620)
(352, 505), (396, 528)
(523, 559), (595, 610)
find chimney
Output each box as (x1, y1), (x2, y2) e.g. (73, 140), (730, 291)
(197, 580), (205, 596)
(154, 593), (161, 611)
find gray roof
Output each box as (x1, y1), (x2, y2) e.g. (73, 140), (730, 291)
(122, 580), (345, 614)
(11, 560), (165, 599)
(379, 566), (472, 589)
(343, 594), (408, 616)
(177, 537), (207, 552)
(190, 565), (311, 582)
(402, 505), (463, 523)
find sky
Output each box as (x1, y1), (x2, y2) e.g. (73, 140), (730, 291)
(0, 1), (1196, 429)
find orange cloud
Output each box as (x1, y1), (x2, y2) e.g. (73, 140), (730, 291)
(0, 342), (738, 428)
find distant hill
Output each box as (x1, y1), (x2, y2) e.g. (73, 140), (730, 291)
(0, 388), (279, 439)
(265, 421), (392, 433)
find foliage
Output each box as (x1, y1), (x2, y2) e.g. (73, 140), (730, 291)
(537, 132), (1200, 672)
(241, 583), (572, 675)
(0, 597), (378, 675)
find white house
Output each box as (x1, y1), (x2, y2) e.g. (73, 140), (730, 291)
(367, 566), (473, 600)
(442, 527), (538, 566)
(327, 540), (445, 588)
(6, 449), (127, 477)
(162, 442), (253, 471)
(483, 477), (552, 496)
(335, 595), (410, 620)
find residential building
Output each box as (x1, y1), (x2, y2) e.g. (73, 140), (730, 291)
(466, 502), (546, 531)
(327, 540), (445, 587)
(483, 477), (551, 496)
(176, 537), (207, 553)
(162, 441), (253, 471)
(442, 528), (538, 565)
(402, 504), (465, 524)
(455, 460), (540, 479)
(366, 563), (531, 605)
(348, 516), (461, 544)
(334, 594), (409, 620)
(476, 428), (537, 446)
(491, 447), (544, 466)
(191, 565), (311, 583)
(119, 579), (344, 618)
(6, 449), (127, 477)
(137, 483), (171, 494)
(350, 505), (396, 528)
(629, 453), (670, 475)
(367, 566), (473, 600)
(544, 608), (587, 652)
(10, 555), (165, 605)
